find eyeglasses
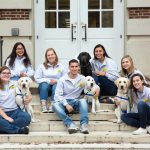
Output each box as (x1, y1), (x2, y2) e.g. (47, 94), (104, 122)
(1, 72), (11, 75)
(16, 47), (24, 50)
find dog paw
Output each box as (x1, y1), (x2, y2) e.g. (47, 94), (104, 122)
(92, 111), (96, 114)
(117, 120), (122, 124)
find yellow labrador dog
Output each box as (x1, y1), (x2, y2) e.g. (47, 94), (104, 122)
(113, 77), (130, 123)
(84, 76), (100, 114)
(15, 77), (35, 122)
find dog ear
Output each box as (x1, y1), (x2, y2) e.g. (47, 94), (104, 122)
(87, 53), (91, 60)
(127, 79), (130, 88)
(77, 53), (81, 61)
(17, 78), (22, 87)
(114, 78), (119, 87)
(28, 78), (33, 86)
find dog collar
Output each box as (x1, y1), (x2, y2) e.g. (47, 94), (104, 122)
(85, 93), (94, 96)
(116, 95), (129, 101)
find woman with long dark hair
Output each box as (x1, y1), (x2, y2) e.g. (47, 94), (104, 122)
(121, 73), (150, 135)
(91, 44), (119, 101)
(4, 42), (34, 81)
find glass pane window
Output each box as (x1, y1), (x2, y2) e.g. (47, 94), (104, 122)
(102, 0), (113, 9)
(59, 12), (70, 28)
(88, 12), (100, 28)
(102, 11), (113, 27)
(88, 0), (100, 9)
(45, 12), (56, 28)
(59, 0), (70, 10)
(45, 0), (70, 28)
(45, 0), (56, 10)
(88, 0), (113, 28)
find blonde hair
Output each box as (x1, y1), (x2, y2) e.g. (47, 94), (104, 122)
(120, 55), (135, 77)
(43, 48), (58, 69)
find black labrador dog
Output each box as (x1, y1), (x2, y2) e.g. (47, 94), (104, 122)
(77, 52), (92, 77)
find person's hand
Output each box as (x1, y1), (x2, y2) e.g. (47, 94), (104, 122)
(6, 117), (14, 123)
(95, 71), (106, 76)
(24, 92), (32, 105)
(65, 104), (74, 113)
(20, 72), (27, 77)
(50, 79), (57, 85)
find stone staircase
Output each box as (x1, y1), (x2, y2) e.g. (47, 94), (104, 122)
(1, 85), (150, 149)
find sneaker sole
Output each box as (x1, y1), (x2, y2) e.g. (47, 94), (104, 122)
(81, 130), (89, 134)
(68, 129), (78, 134)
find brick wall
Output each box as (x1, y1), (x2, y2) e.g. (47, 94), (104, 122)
(129, 8), (150, 19)
(0, 9), (30, 20)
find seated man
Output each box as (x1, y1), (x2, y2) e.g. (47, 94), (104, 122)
(53, 59), (89, 134)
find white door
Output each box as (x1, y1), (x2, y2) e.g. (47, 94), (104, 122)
(35, 0), (124, 68)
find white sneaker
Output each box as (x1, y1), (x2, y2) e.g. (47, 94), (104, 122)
(132, 127), (147, 135)
(48, 105), (54, 113)
(146, 126), (150, 134)
(41, 105), (48, 113)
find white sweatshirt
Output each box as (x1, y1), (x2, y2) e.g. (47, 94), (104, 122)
(5, 56), (34, 78)
(131, 86), (150, 113)
(54, 73), (85, 106)
(34, 63), (66, 84)
(91, 57), (120, 81)
(0, 81), (18, 112)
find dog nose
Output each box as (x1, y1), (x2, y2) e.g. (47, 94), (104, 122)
(121, 85), (124, 89)
(91, 83), (93, 87)
(22, 84), (26, 88)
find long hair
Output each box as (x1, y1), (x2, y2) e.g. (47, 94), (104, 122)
(93, 44), (110, 59)
(120, 55), (135, 77)
(4, 42), (31, 68)
(131, 73), (150, 96)
(0, 66), (10, 89)
(43, 48), (58, 69)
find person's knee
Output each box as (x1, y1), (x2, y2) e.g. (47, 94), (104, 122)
(80, 99), (88, 109)
(137, 101), (146, 109)
(39, 82), (49, 90)
(24, 113), (31, 125)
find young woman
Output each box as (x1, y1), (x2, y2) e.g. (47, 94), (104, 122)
(0, 66), (31, 134)
(91, 44), (119, 100)
(4, 42), (34, 81)
(121, 73), (150, 135)
(34, 48), (66, 113)
(120, 55), (146, 81)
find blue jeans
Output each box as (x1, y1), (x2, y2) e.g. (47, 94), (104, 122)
(121, 101), (150, 129)
(0, 108), (31, 134)
(92, 74), (117, 97)
(38, 82), (57, 101)
(53, 99), (88, 126)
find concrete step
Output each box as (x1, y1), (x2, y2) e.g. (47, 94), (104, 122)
(1, 131), (150, 144)
(1, 143), (150, 150)
(34, 112), (116, 121)
(29, 121), (136, 132)
(32, 102), (115, 112)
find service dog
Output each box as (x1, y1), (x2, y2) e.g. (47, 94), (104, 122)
(84, 76), (100, 114)
(112, 77), (130, 123)
(15, 77), (35, 122)
(77, 52), (92, 77)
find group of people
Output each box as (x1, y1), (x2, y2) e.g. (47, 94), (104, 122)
(0, 42), (150, 135)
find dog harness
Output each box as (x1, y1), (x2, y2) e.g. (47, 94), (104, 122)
(116, 95), (129, 101)
(15, 89), (27, 111)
